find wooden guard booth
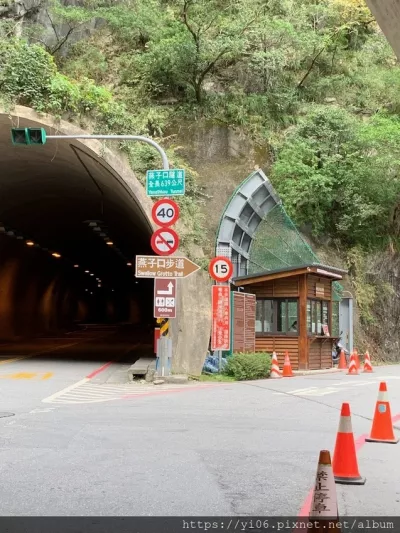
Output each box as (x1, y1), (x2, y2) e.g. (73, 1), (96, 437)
(232, 264), (347, 370)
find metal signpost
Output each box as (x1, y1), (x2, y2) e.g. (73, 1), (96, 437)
(209, 256), (233, 371)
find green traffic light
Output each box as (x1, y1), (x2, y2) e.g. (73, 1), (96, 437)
(11, 127), (47, 145)
(28, 128), (46, 145)
(11, 128), (28, 145)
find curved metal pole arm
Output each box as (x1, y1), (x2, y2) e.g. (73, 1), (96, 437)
(46, 134), (169, 170)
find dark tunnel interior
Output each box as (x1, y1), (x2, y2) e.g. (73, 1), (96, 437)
(0, 117), (155, 344)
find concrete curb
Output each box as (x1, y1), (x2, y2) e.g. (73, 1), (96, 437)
(128, 358), (156, 382)
(292, 368), (342, 376)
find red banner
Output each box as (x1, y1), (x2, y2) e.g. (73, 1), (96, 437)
(211, 285), (231, 351)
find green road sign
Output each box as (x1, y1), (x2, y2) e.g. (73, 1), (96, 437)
(11, 128), (47, 145)
(146, 169), (185, 197)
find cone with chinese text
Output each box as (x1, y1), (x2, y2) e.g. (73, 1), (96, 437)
(269, 352), (282, 379)
(282, 350), (294, 377)
(332, 403), (366, 485)
(308, 450), (340, 531)
(365, 382), (399, 444)
(346, 352), (358, 375)
(363, 351), (373, 373)
(338, 349), (347, 370)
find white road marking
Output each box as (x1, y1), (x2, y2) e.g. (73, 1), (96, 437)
(29, 407), (56, 414)
(42, 378), (89, 403)
(42, 379), (191, 404)
(272, 375), (400, 397)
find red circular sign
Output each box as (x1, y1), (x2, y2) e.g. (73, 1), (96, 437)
(151, 228), (179, 256)
(209, 256), (233, 282)
(152, 199), (180, 227)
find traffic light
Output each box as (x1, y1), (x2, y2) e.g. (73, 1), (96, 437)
(11, 127), (47, 146)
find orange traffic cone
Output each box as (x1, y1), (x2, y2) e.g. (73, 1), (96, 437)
(354, 349), (360, 370)
(332, 403), (366, 485)
(282, 351), (294, 377)
(270, 352), (282, 379)
(366, 382), (399, 444)
(346, 352), (359, 375)
(309, 450), (340, 528)
(338, 349), (347, 370)
(363, 351), (373, 373)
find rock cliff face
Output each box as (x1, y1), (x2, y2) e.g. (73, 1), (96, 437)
(0, 0), (99, 52)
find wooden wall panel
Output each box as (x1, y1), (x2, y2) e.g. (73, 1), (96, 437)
(307, 275), (332, 300)
(308, 339), (333, 370)
(245, 277), (299, 299)
(255, 336), (299, 369)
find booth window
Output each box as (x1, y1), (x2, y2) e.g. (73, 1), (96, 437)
(307, 299), (329, 335)
(255, 299), (298, 335)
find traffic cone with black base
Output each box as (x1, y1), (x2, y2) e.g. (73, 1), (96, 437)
(366, 382), (399, 444)
(308, 450), (340, 532)
(282, 351), (294, 377)
(347, 352), (358, 375)
(269, 352), (282, 379)
(332, 403), (366, 485)
(363, 351), (373, 373)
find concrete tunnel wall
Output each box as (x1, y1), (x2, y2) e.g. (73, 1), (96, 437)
(0, 106), (212, 375)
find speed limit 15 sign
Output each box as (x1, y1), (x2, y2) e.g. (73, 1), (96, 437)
(209, 256), (233, 283)
(152, 199), (180, 227)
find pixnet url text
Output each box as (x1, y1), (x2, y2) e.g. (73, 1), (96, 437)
(182, 519), (395, 530)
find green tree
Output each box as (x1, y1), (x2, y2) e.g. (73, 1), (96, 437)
(270, 107), (400, 249)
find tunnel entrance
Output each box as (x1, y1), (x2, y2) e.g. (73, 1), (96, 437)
(0, 109), (154, 343)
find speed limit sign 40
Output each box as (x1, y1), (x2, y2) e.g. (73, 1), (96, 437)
(152, 199), (180, 227)
(209, 256), (233, 282)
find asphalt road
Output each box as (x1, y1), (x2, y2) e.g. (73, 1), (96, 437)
(0, 333), (399, 517)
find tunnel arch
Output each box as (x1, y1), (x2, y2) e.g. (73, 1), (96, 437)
(0, 105), (157, 340)
(0, 105), (212, 376)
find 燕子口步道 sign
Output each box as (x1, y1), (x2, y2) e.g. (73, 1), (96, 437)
(211, 285), (231, 351)
(146, 169), (185, 197)
(135, 255), (200, 279)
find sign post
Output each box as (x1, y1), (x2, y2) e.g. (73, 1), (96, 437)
(211, 284), (231, 372)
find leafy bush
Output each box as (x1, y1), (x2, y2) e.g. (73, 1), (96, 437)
(224, 352), (271, 381)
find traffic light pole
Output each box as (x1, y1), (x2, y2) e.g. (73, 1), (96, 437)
(45, 134), (169, 170)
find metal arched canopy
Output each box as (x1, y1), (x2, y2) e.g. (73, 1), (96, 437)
(215, 169), (281, 278)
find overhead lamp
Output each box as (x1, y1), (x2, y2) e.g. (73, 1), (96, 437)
(26, 241), (35, 246)
(85, 289), (88, 292)
(85, 270), (90, 274)
(106, 241), (113, 246)
(6, 231), (14, 236)
(0, 226), (6, 233)
(98, 284), (101, 288)
(93, 228), (101, 232)
(127, 262), (132, 266)
(16, 236), (23, 240)
(90, 291), (93, 295)
(100, 233), (106, 237)
(52, 253), (61, 258)
(74, 264), (79, 268)
(90, 273), (94, 276)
